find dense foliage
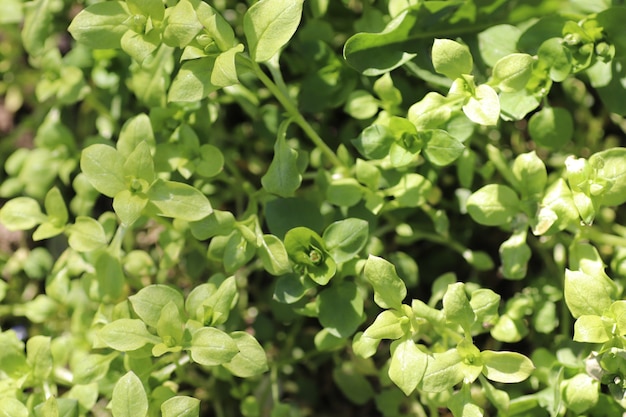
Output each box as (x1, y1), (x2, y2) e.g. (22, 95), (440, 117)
(2, 0), (626, 416)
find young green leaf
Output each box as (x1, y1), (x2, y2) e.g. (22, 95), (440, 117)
(499, 229), (531, 280)
(0, 197), (46, 230)
(564, 268), (613, 318)
(261, 133), (301, 197)
(0, 398), (29, 417)
(162, 0), (203, 48)
(443, 282), (475, 331)
(463, 83), (500, 126)
(80, 144), (126, 198)
(481, 350), (534, 383)
(528, 107), (573, 149)
(99, 319), (159, 351)
(590, 147), (626, 206)
(113, 190), (148, 226)
(491, 53), (534, 92)
(221, 331), (269, 377)
(129, 285), (185, 328)
(363, 255), (407, 310)
(161, 396), (200, 417)
(422, 129), (465, 166)
(146, 178), (212, 221)
(573, 315), (610, 343)
(67, 1), (130, 49)
(67, 217), (107, 252)
(419, 349), (464, 393)
(189, 327), (238, 366)
(466, 184), (520, 226)
(111, 371), (148, 417)
(432, 39), (473, 79)
(243, 0), (304, 62)
(258, 234), (292, 276)
(332, 366), (375, 405)
(26, 335), (52, 383)
(388, 338), (428, 396)
(284, 227), (336, 285)
(318, 281), (364, 338)
(561, 374), (599, 414)
(322, 218), (369, 263)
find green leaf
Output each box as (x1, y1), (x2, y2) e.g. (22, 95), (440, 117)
(113, 190), (149, 226)
(491, 53), (534, 92)
(432, 39), (473, 79)
(162, 0), (203, 48)
(422, 129), (464, 166)
(0, 197), (45, 230)
(189, 210), (236, 240)
(120, 29), (160, 64)
(408, 92), (452, 129)
(590, 147), (626, 206)
(189, 327), (238, 366)
(212, 44), (244, 87)
(528, 107), (573, 149)
(26, 335), (52, 383)
(352, 124), (394, 160)
(363, 255), (407, 310)
(156, 301), (184, 347)
(537, 37), (572, 82)
(67, 217), (107, 252)
(466, 184), (520, 226)
(314, 328), (346, 352)
(243, 0), (304, 62)
(388, 338), (428, 395)
(462, 83), (500, 126)
(419, 348), (464, 393)
(573, 315), (610, 343)
(258, 234), (291, 275)
(561, 374), (599, 414)
(0, 398), (29, 417)
(123, 141), (155, 184)
(111, 371), (148, 417)
(318, 281), (364, 338)
(80, 144), (126, 198)
(223, 231), (256, 273)
(72, 353), (117, 384)
(222, 331), (269, 377)
(68, 1), (130, 49)
(203, 275), (238, 326)
(168, 57), (219, 102)
(322, 218), (369, 264)
(363, 310), (411, 340)
(326, 178), (363, 207)
(564, 268), (613, 318)
(43, 187), (68, 228)
(477, 24), (522, 67)
(273, 273), (314, 304)
(161, 396), (200, 417)
(352, 331), (380, 359)
(146, 179), (212, 221)
(284, 227), (336, 285)
(344, 90), (380, 119)
(129, 285), (185, 328)
(93, 250), (125, 302)
(512, 151), (547, 198)
(261, 132), (301, 197)
(99, 319), (159, 351)
(499, 229), (531, 280)
(443, 282), (475, 331)
(481, 350), (534, 383)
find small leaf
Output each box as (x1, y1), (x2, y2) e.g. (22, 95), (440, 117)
(573, 315), (610, 343)
(129, 285), (185, 328)
(189, 327), (238, 366)
(388, 338), (428, 396)
(146, 179), (212, 221)
(243, 0), (304, 62)
(363, 255), (407, 310)
(258, 234), (291, 275)
(0, 197), (45, 230)
(332, 366), (375, 405)
(44, 187), (68, 227)
(99, 319), (158, 351)
(432, 38), (473, 79)
(528, 107), (573, 149)
(352, 124), (394, 160)
(564, 269), (613, 318)
(162, 0), (203, 48)
(491, 53), (534, 92)
(443, 282), (475, 331)
(463, 83), (500, 126)
(222, 331), (269, 377)
(67, 217), (107, 252)
(499, 229), (531, 280)
(419, 349), (464, 393)
(113, 190), (148, 226)
(466, 184), (520, 226)
(322, 218), (369, 263)
(561, 374), (599, 414)
(111, 372), (148, 417)
(80, 144), (126, 198)
(67, 1), (130, 49)
(261, 133), (301, 197)
(318, 281), (364, 338)
(161, 396), (200, 417)
(364, 309), (408, 340)
(481, 350), (535, 383)
(422, 129), (464, 166)
(0, 398), (29, 417)
(212, 44), (245, 87)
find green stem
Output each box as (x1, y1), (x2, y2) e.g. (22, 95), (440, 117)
(248, 58), (344, 168)
(581, 227), (626, 248)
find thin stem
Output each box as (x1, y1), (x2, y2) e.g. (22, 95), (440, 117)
(582, 227), (626, 248)
(247, 58), (344, 169)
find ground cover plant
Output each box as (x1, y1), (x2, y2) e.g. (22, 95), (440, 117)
(2, 0), (626, 415)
